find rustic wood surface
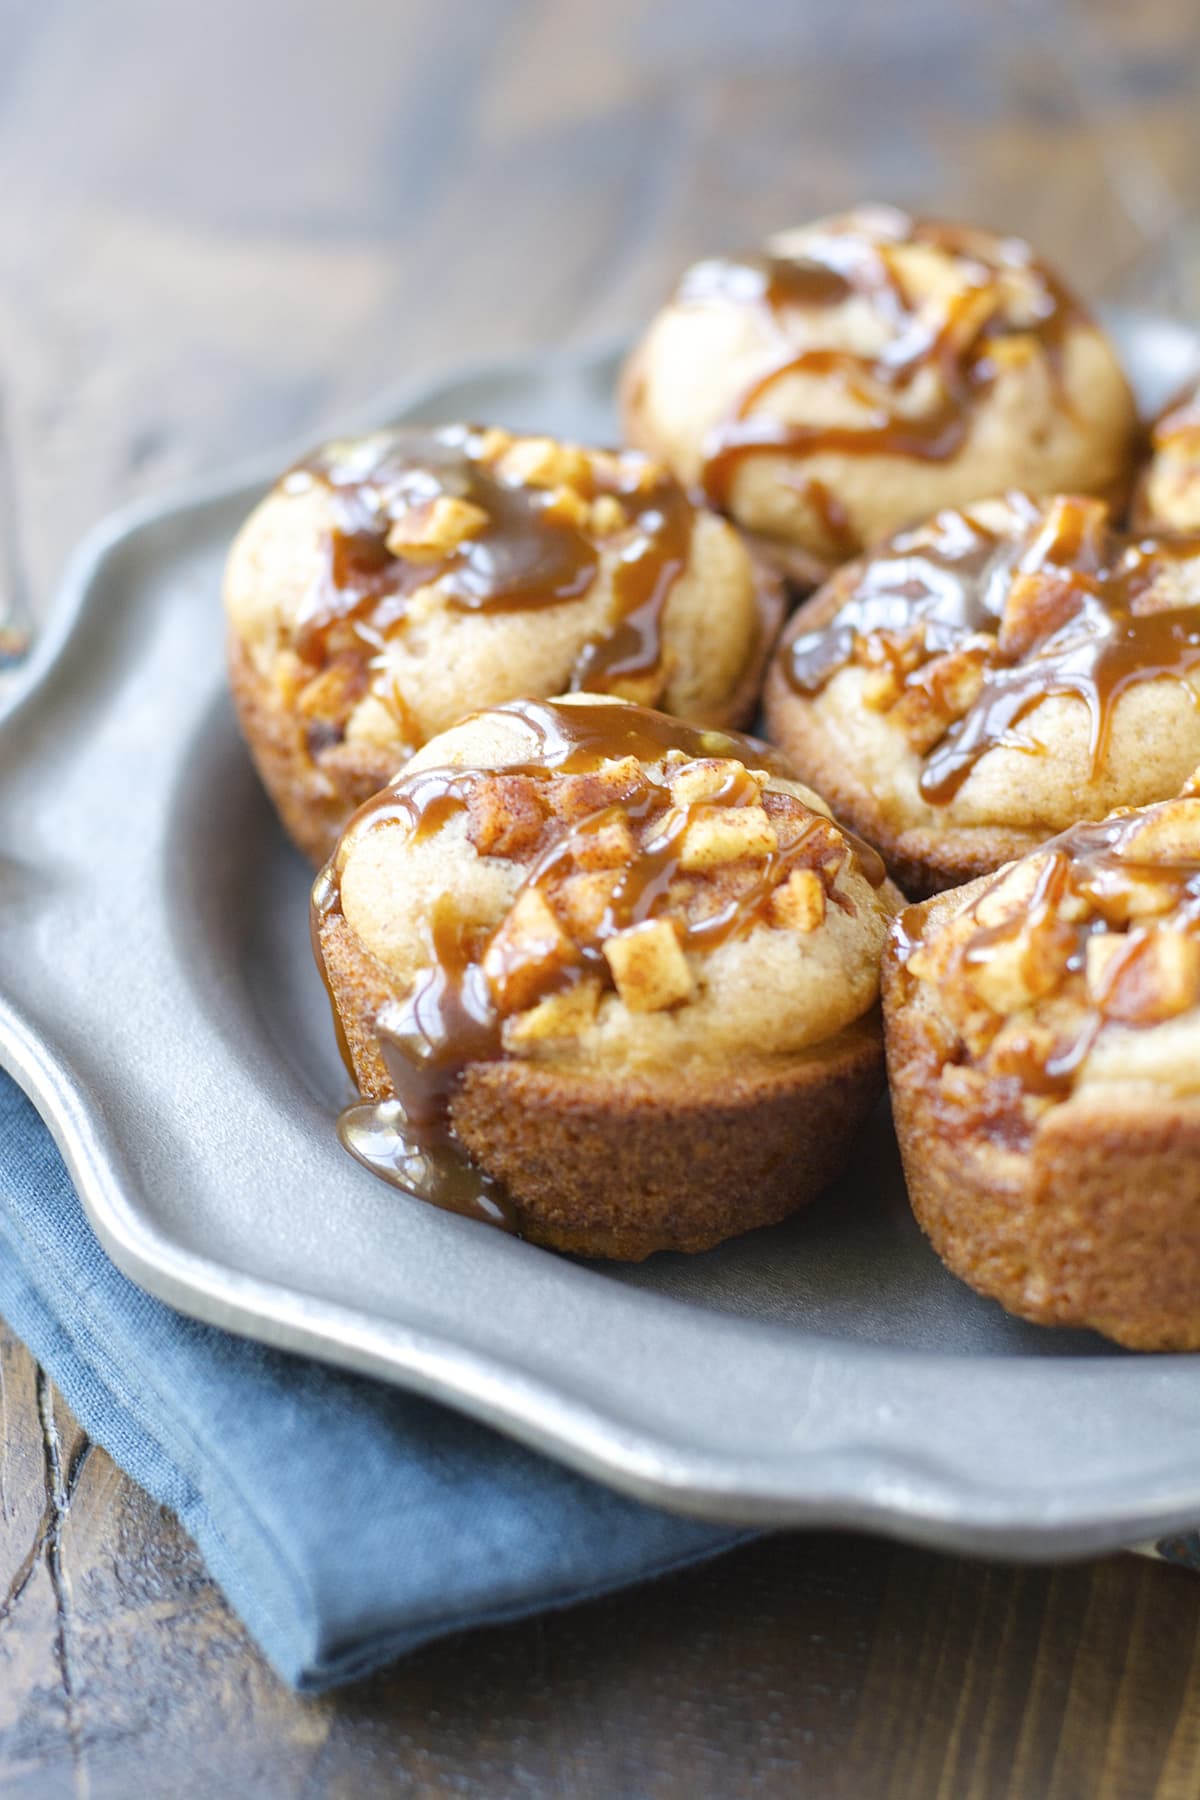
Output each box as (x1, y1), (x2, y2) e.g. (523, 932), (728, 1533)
(4, 0), (1200, 1793)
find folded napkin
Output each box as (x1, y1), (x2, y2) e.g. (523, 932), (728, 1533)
(0, 1069), (745, 1691)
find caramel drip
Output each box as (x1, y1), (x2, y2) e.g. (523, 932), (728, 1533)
(316, 698), (886, 1226)
(294, 427), (597, 659)
(795, 478), (856, 559)
(686, 210), (1080, 510)
(920, 590), (1200, 803)
(347, 697), (799, 821)
(289, 426), (694, 740)
(337, 1098), (518, 1230)
(786, 500), (1027, 691)
(570, 482), (693, 690)
(900, 808), (1200, 1096)
(784, 499), (1200, 806)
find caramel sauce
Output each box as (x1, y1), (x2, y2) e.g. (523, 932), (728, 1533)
(293, 428), (598, 658)
(315, 698), (886, 1226)
(286, 427), (694, 751)
(570, 480), (693, 690)
(920, 582), (1200, 803)
(786, 499), (1028, 692)
(683, 210), (1080, 512)
(784, 498), (1200, 805)
(794, 477), (856, 560)
(900, 807), (1200, 1099)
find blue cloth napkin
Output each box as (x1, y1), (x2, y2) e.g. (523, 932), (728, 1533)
(0, 1069), (744, 1691)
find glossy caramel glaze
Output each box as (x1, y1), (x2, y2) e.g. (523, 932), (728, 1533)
(681, 208), (1082, 510)
(315, 698), (886, 1225)
(783, 494), (1200, 804)
(287, 425), (694, 741)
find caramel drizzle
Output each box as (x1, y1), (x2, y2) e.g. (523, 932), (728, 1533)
(786, 500), (1026, 692)
(316, 698), (885, 1227)
(899, 808), (1200, 1097)
(287, 426), (694, 748)
(571, 479), (692, 692)
(920, 588), (1200, 804)
(785, 499), (1200, 805)
(683, 209), (1080, 512)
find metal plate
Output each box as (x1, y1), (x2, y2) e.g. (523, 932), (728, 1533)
(4, 314), (1200, 1558)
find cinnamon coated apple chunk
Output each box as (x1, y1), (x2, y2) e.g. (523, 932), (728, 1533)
(313, 694), (903, 1260)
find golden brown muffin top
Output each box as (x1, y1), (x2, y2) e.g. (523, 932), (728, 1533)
(226, 425), (767, 766)
(778, 492), (1200, 824)
(624, 207), (1136, 566)
(895, 783), (1200, 1129)
(287, 425), (693, 691)
(683, 208), (1082, 508)
(318, 696), (898, 1114)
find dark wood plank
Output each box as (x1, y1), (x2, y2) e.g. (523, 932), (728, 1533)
(4, 0), (1200, 1792)
(4, 1366), (1200, 1800)
(4, 0), (1199, 615)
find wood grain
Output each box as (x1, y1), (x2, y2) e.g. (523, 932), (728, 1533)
(3, 1348), (1200, 1800)
(3, 0), (1200, 1792)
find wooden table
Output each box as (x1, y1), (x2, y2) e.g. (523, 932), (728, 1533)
(4, 1), (1200, 1791)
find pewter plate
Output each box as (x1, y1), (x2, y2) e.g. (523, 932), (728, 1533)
(4, 315), (1200, 1558)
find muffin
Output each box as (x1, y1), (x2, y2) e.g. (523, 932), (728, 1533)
(1135, 379), (1200, 532)
(764, 492), (1200, 896)
(313, 694), (902, 1259)
(622, 206), (1137, 584)
(226, 424), (781, 864)
(884, 784), (1200, 1349)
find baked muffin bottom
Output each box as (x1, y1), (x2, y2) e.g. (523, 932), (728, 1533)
(229, 566), (786, 869)
(883, 890), (1200, 1351)
(228, 630), (387, 865)
(319, 905), (884, 1261)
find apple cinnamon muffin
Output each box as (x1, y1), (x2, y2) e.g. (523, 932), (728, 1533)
(884, 784), (1200, 1349)
(313, 694), (902, 1259)
(226, 425), (781, 864)
(764, 492), (1200, 895)
(622, 206), (1136, 584)
(1135, 379), (1200, 533)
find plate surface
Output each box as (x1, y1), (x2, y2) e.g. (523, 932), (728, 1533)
(4, 315), (1200, 1557)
